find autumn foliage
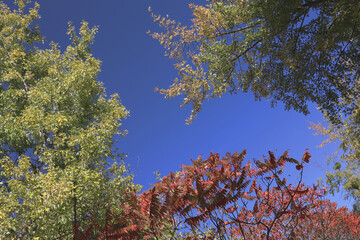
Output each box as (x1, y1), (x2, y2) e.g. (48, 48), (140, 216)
(75, 150), (360, 239)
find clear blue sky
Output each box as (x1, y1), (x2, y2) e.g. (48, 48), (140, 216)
(26, 0), (352, 207)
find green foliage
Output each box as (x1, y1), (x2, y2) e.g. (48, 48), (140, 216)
(150, 0), (360, 124)
(0, 1), (138, 239)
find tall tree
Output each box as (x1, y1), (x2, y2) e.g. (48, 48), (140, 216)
(150, 0), (360, 124)
(0, 1), (137, 239)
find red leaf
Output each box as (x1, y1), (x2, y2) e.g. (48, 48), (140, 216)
(302, 150), (311, 163)
(296, 164), (303, 170)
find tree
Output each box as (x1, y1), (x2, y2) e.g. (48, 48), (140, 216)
(0, 1), (138, 239)
(80, 151), (360, 239)
(310, 116), (360, 212)
(149, 0), (360, 124)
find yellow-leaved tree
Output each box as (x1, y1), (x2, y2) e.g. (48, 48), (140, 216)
(0, 1), (138, 239)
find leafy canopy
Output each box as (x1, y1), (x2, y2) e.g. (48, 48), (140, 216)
(150, 0), (360, 124)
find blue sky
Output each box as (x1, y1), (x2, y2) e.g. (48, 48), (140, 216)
(28, 0), (352, 207)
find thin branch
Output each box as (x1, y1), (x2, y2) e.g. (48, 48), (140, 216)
(292, 11), (307, 54)
(231, 39), (261, 62)
(215, 25), (254, 38)
(298, 0), (330, 9)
